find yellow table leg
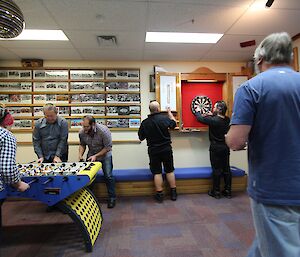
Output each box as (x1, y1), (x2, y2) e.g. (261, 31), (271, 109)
(56, 187), (103, 252)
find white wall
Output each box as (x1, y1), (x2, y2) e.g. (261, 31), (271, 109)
(0, 60), (248, 171)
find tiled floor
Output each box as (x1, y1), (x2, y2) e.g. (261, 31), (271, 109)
(0, 192), (254, 257)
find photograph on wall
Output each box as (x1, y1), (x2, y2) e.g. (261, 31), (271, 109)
(12, 119), (32, 129)
(0, 82), (32, 92)
(19, 70), (32, 79)
(70, 82), (104, 91)
(127, 70), (139, 79)
(70, 119), (83, 128)
(34, 70), (46, 79)
(82, 107), (94, 115)
(106, 93), (140, 103)
(33, 94), (47, 104)
(0, 70), (8, 78)
(9, 94), (31, 104)
(58, 106), (69, 116)
(33, 107), (44, 116)
(129, 119), (141, 128)
(128, 82), (140, 91)
(159, 75), (177, 111)
(70, 70), (104, 80)
(46, 94), (56, 102)
(71, 94), (105, 103)
(117, 70), (128, 79)
(8, 70), (20, 79)
(96, 119), (106, 125)
(7, 107), (32, 117)
(71, 107), (83, 116)
(45, 70), (68, 80)
(92, 106), (105, 116)
(0, 94), (9, 102)
(55, 94), (69, 104)
(117, 106), (130, 115)
(106, 106), (118, 116)
(129, 106), (141, 115)
(107, 118), (129, 128)
(106, 70), (117, 79)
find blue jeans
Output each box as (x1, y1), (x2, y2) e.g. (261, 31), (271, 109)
(101, 155), (116, 200)
(247, 199), (300, 257)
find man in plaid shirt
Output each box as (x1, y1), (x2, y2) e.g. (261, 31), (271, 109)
(0, 106), (29, 192)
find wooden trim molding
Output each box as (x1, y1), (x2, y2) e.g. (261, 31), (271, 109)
(17, 140), (141, 146)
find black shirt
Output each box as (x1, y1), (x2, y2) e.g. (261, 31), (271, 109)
(195, 113), (230, 145)
(138, 112), (176, 155)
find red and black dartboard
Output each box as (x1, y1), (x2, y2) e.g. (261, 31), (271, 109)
(191, 95), (212, 115)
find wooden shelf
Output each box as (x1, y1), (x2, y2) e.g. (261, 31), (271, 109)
(1, 67), (141, 133)
(17, 140), (141, 146)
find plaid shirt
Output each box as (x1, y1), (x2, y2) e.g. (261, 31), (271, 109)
(0, 128), (20, 191)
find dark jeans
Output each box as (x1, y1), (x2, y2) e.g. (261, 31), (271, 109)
(99, 155), (116, 199)
(209, 144), (231, 192)
(43, 152), (68, 163)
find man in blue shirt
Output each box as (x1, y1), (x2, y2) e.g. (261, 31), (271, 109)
(226, 32), (300, 257)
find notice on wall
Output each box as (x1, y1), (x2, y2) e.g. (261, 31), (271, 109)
(159, 75), (177, 111)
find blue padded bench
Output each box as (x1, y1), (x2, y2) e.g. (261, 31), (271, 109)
(95, 166), (245, 182)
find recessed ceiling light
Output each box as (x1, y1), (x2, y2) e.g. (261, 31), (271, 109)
(0, 29), (69, 41)
(145, 32), (223, 43)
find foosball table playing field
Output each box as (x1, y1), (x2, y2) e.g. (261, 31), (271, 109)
(0, 161), (103, 252)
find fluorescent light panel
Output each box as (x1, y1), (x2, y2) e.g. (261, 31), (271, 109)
(146, 32), (223, 43)
(0, 29), (69, 41)
(187, 80), (218, 83)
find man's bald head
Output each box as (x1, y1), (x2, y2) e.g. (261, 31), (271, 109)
(149, 101), (160, 114)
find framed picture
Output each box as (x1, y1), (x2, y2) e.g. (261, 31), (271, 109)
(107, 118), (129, 128)
(0, 94), (9, 102)
(70, 70), (104, 80)
(12, 119), (32, 129)
(45, 70), (68, 79)
(127, 70), (139, 79)
(106, 93), (140, 103)
(33, 107), (44, 116)
(33, 82), (68, 91)
(8, 107), (32, 117)
(33, 94), (47, 104)
(0, 70), (8, 78)
(128, 82), (140, 91)
(0, 82), (32, 92)
(92, 106), (105, 116)
(71, 94), (105, 103)
(70, 82), (104, 91)
(106, 70), (117, 79)
(9, 94), (31, 103)
(149, 74), (155, 92)
(129, 106), (141, 115)
(117, 70), (128, 79)
(71, 107), (83, 116)
(57, 107), (69, 116)
(129, 119), (141, 128)
(96, 119), (106, 125)
(70, 119), (83, 128)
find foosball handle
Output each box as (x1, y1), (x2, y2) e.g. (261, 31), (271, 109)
(42, 177), (53, 185)
(27, 178), (39, 185)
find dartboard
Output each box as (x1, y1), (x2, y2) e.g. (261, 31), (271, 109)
(191, 96), (212, 115)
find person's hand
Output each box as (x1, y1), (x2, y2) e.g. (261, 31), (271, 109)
(87, 155), (97, 162)
(14, 181), (30, 192)
(53, 156), (62, 163)
(37, 157), (44, 163)
(166, 106), (171, 112)
(203, 111), (213, 117)
(195, 106), (201, 113)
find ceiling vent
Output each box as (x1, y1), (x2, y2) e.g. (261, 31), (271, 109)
(97, 35), (118, 47)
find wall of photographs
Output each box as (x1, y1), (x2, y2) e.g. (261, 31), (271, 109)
(0, 68), (141, 131)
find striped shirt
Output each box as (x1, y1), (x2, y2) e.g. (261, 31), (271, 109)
(0, 128), (20, 191)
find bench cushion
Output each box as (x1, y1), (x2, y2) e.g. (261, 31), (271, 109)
(95, 166), (246, 182)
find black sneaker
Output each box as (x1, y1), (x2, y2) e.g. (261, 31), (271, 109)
(170, 188), (177, 201)
(107, 199), (116, 209)
(222, 190), (232, 199)
(154, 192), (164, 203)
(208, 190), (221, 199)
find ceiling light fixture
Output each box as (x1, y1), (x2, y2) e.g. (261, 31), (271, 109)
(0, 29), (69, 40)
(145, 32), (223, 44)
(265, 0), (275, 8)
(0, 0), (25, 38)
(187, 80), (218, 83)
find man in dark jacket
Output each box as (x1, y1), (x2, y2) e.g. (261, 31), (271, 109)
(194, 100), (231, 199)
(138, 101), (177, 202)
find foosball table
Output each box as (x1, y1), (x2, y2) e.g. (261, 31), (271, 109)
(0, 161), (102, 252)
